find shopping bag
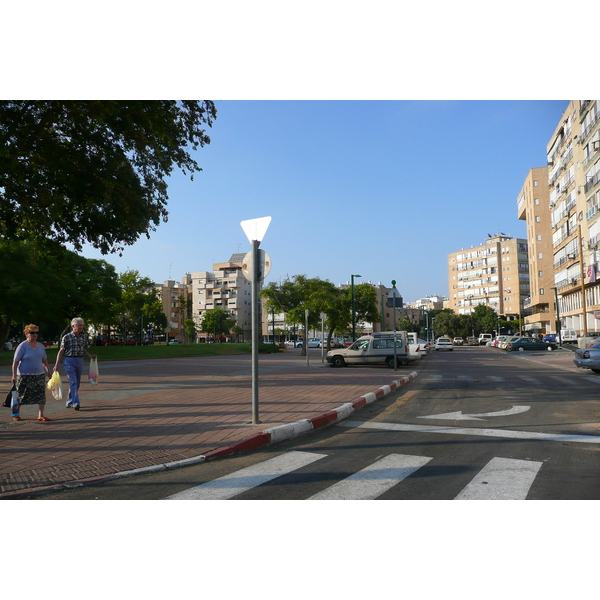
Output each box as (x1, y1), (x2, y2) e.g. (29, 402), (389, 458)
(89, 357), (99, 386)
(47, 371), (63, 400)
(3, 384), (17, 408)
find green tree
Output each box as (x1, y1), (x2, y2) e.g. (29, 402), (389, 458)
(114, 270), (164, 339)
(0, 240), (121, 344)
(0, 100), (216, 254)
(261, 277), (379, 353)
(201, 307), (236, 339)
(230, 325), (243, 342)
(432, 309), (462, 338)
(184, 318), (197, 343)
(472, 305), (498, 335)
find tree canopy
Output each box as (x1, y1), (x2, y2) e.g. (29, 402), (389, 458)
(0, 100), (216, 254)
(261, 276), (379, 353)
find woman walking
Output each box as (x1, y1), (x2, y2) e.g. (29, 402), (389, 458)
(11, 324), (52, 421)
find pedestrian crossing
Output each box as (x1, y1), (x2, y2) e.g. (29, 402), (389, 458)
(166, 451), (543, 501)
(422, 373), (600, 385)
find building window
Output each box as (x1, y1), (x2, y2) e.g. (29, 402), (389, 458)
(538, 252), (543, 259)
(535, 216), (541, 222)
(534, 180), (539, 187)
(534, 198), (540, 205)
(540, 289), (545, 295)
(538, 270), (543, 278)
(536, 234), (542, 241)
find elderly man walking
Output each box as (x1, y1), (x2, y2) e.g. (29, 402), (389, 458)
(54, 317), (97, 410)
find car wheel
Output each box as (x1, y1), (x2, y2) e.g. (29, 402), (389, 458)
(546, 346), (553, 351)
(591, 369), (600, 374)
(331, 355), (345, 368)
(385, 356), (396, 368)
(518, 347), (524, 351)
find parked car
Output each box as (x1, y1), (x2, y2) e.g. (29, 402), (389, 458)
(417, 338), (432, 356)
(505, 337), (557, 352)
(319, 338), (343, 348)
(326, 331), (409, 368)
(467, 336), (479, 346)
(453, 337), (464, 346)
(492, 335), (507, 348)
(543, 333), (558, 343)
(499, 336), (519, 350)
(168, 339), (179, 345)
(573, 342), (600, 374)
(478, 333), (492, 345)
(435, 337), (453, 351)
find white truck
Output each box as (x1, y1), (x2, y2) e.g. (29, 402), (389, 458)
(326, 331), (410, 368)
(478, 333), (492, 345)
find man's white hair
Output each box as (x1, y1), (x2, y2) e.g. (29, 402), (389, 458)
(71, 317), (85, 326)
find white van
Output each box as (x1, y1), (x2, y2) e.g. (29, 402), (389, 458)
(560, 329), (578, 343)
(406, 332), (422, 361)
(478, 333), (492, 345)
(326, 331), (409, 368)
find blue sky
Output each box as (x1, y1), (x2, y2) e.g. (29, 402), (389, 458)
(80, 100), (568, 302)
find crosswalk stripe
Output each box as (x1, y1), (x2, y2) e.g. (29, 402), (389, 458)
(308, 454), (433, 500)
(517, 376), (541, 384)
(454, 457), (542, 500)
(166, 451), (327, 500)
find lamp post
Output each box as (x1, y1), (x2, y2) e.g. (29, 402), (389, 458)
(351, 274), (362, 341)
(551, 287), (561, 346)
(240, 216), (272, 424)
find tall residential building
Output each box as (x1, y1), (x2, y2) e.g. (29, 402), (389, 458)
(191, 254), (253, 340)
(155, 274), (192, 342)
(448, 235), (530, 319)
(517, 167), (556, 334)
(545, 101), (600, 334)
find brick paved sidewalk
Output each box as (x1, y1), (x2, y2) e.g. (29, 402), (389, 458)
(0, 352), (416, 498)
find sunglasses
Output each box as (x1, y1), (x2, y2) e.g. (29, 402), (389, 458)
(29, 331), (39, 335)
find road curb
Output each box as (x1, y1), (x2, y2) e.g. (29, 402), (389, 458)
(0, 371), (418, 499)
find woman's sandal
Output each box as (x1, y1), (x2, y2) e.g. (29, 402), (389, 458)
(12, 416), (22, 421)
(37, 417), (51, 421)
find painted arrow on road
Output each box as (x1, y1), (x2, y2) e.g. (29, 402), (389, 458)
(418, 405), (531, 421)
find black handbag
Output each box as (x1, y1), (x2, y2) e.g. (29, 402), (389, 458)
(3, 384), (16, 408)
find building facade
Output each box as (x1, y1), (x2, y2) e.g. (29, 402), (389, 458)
(517, 167), (556, 334)
(448, 235), (530, 319)
(191, 254), (253, 341)
(543, 100), (600, 335)
(155, 274), (193, 342)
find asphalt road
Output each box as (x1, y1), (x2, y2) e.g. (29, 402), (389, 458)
(39, 346), (600, 500)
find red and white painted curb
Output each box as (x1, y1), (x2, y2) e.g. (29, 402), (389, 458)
(0, 371), (418, 498)
(201, 370), (418, 461)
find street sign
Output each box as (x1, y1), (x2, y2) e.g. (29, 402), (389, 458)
(242, 249), (272, 282)
(241, 216), (272, 243)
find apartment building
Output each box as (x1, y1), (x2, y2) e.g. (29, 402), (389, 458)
(191, 254), (253, 340)
(517, 167), (556, 334)
(155, 274), (192, 342)
(543, 100), (600, 334)
(448, 235), (530, 319)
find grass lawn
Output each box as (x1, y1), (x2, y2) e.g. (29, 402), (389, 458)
(0, 343), (282, 366)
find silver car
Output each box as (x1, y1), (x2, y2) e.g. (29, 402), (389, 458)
(573, 342), (600, 374)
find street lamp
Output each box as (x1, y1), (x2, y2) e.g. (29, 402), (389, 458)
(240, 216), (272, 424)
(351, 274), (362, 341)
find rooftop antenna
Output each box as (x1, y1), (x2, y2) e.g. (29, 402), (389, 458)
(169, 263), (173, 279)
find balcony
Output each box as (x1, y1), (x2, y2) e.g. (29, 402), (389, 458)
(586, 205), (598, 220)
(585, 171), (600, 194)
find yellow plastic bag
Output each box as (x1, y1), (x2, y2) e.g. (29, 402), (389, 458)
(47, 371), (63, 400)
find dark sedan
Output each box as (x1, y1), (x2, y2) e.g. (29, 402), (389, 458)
(505, 337), (558, 352)
(573, 342), (600, 374)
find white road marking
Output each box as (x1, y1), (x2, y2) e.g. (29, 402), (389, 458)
(308, 454), (433, 500)
(517, 376), (541, 385)
(488, 376), (505, 382)
(338, 420), (600, 444)
(454, 457), (542, 500)
(166, 451), (327, 500)
(419, 405), (530, 421)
